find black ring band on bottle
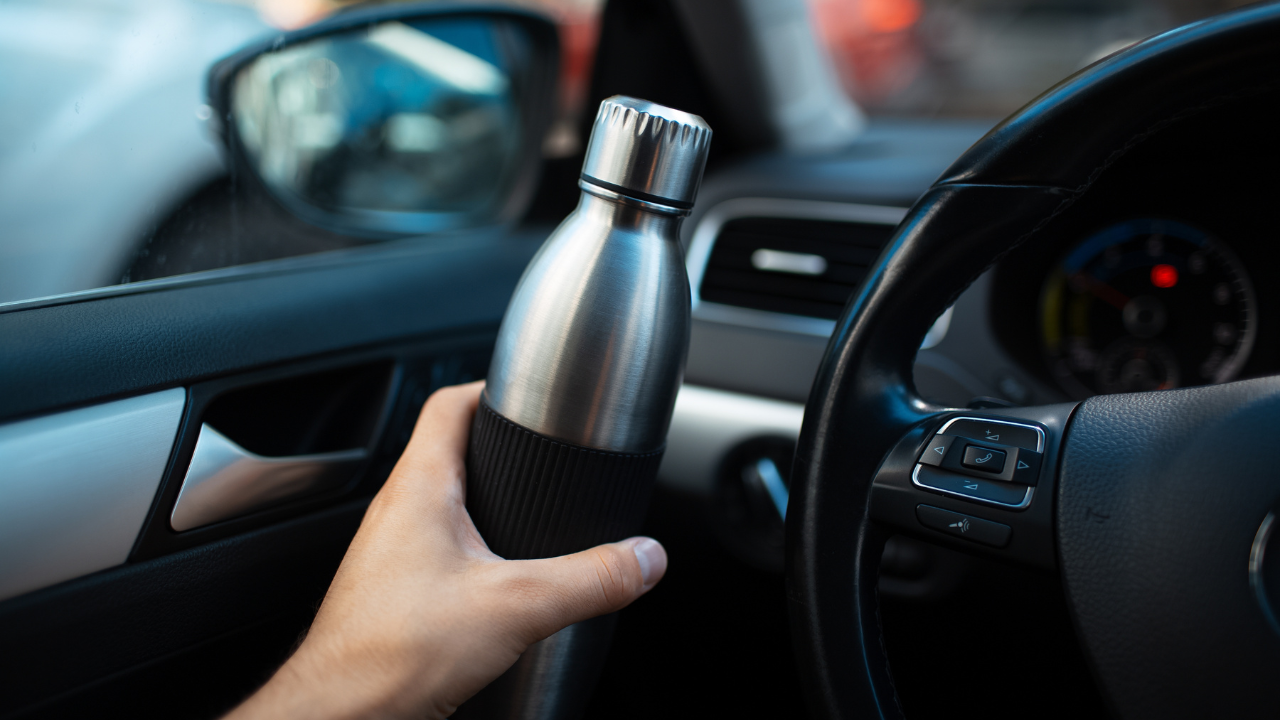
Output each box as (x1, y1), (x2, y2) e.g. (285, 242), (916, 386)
(466, 399), (664, 560)
(579, 174), (694, 211)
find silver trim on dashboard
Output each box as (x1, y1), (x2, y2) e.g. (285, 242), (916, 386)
(0, 389), (186, 601)
(685, 198), (907, 338)
(659, 384), (806, 495)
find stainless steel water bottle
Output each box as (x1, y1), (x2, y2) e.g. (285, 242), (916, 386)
(461, 96), (711, 718)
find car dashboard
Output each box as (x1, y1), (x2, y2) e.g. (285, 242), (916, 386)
(658, 110), (1280, 577)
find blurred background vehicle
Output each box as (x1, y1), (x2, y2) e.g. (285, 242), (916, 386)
(0, 0), (266, 304)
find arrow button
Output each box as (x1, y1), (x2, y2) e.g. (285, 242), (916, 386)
(918, 435), (955, 467)
(1011, 450), (1043, 486)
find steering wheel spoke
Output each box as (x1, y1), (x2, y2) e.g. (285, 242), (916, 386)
(869, 404), (1076, 570)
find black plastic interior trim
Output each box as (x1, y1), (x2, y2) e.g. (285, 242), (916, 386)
(202, 360), (394, 457)
(0, 230), (543, 424)
(0, 500), (368, 718)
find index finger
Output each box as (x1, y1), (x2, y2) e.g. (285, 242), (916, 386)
(396, 380), (484, 487)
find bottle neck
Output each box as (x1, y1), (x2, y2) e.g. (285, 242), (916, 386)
(575, 188), (686, 239)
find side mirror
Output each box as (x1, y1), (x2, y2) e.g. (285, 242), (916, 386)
(207, 4), (558, 237)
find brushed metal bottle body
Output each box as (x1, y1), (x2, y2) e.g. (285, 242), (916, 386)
(461, 96), (709, 720)
(484, 191), (690, 454)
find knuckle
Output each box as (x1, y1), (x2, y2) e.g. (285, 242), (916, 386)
(421, 382), (462, 410)
(589, 547), (634, 609)
(417, 387), (448, 421)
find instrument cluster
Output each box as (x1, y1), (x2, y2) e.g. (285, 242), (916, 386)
(987, 100), (1280, 402)
(992, 212), (1280, 403)
(1038, 218), (1256, 398)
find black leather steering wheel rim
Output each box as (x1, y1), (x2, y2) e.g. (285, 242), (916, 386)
(787, 5), (1280, 719)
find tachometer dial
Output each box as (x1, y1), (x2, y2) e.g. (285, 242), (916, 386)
(1040, 218), (1256, 397)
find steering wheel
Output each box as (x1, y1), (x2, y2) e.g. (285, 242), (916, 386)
(788, 5), (1280, 719)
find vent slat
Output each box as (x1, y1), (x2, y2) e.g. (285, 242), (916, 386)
(702, 268), (862, 304)
(698, 216), (896, 321)
(714, 235), (883, 266)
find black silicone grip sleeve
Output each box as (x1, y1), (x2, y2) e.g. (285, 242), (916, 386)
(465, 399), (664, 560)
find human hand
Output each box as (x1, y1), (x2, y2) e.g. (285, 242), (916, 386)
(224, 381), (667, 720)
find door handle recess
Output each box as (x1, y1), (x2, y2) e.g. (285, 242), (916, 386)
(170, 424), (367, 532)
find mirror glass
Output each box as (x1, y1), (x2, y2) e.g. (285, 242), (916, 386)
(231, 17), (539, 235)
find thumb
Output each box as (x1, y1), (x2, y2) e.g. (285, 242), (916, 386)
(501, 537), (668, 644)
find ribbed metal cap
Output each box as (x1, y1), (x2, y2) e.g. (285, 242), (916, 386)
(579, 96), (712, 212)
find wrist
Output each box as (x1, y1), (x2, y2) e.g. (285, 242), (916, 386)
(228, 636), (429, 720)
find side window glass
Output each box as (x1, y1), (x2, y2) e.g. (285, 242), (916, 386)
(0, 0), (603, 306)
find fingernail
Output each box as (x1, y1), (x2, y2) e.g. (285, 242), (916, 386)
(632, 538), (667, 587)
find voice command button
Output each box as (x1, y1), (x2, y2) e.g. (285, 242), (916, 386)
(916, 505), (1012, 548)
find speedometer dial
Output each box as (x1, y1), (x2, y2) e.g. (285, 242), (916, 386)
(1040, 219), (1256, 397)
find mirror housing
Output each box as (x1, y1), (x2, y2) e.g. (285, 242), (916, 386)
(206, 3), (558, 238)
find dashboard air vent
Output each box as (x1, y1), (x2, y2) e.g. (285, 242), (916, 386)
(698, 216), (896, 320)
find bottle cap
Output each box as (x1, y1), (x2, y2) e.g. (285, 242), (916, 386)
(579, 96), (712, 212)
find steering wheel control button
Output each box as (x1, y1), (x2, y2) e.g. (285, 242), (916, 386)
(913, 464), (1032, 508)
(961, 445), (1006, 473)
(1011, 450), (1042, 485)
(916, 505), (1011, 548)
(922, 434), (1041, 485)
(918, 435), (955, 467)
(940, 417), (1043, 451)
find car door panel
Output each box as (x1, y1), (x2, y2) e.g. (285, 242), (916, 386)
(130, 337), (488, 561)
(0, 231), (542, 424)
(0, 500), (366, 717)
(0, 228), (545, 718)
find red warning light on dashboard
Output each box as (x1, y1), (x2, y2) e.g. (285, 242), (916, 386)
(1151, 264), (1178, 289)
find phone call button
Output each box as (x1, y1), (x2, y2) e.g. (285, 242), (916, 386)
(961, 445), (1006, 473)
